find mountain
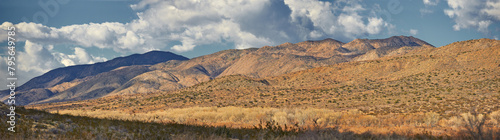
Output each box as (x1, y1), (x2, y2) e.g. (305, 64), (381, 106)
(34, 38), (500, 116)
(105, 49), (257, 96)
(108, 36), (432, 96)
(1, 51), (189, 105)
(8, 36), (432, 105)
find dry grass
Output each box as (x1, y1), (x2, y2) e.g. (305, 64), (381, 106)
(3, 104), (477, 140)
(490, 110), (500, 125)
(45, 106), (500, 139)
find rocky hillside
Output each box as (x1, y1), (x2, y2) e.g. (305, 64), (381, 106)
(1, 51), (189, 105)
(33, 38), (499, 116)
(7, 36), (432, 105)
(109, 36), (432, 96)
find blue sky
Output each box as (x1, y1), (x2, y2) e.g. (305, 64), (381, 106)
(0, 0), (499, 86)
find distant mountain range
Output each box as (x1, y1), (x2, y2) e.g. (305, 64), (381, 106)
(107, 36), (433, 97)
(33, 38), (500, 115)
(1, 51), (189, 105)
(3, 36), (433, 105)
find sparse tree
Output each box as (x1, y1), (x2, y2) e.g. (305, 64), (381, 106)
(461, 109), (486, 140)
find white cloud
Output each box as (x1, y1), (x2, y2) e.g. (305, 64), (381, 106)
(410, 29), (419, 35)
(118, 31), (145, 50)
(1, 0), (393, 54)
(421, 0), (440, 16)
(18, 40), (63, 73)
(10, 40), (65, 87)
(55, 47), (108, 67)
(0, 22), (14, 42)
(74, 47), (91, 64)
(0, 22), (139, 52)
(1, 0), (276, 53)
(444, 0), (500, 33)
(0, 55), (42, 90)
(0, 56), (8, 90)
(285, 0), (392, 40)
(132, 0), (273, 51)
(130, 0), (159, 10)
(18, 41), (107, 70)
(171, 38), (196, 52)
(483, 0), (500, 20)
(1, 40), (108, 86)
(366, 17), (385, 34)
(424, 0), (440, 6)
(285, 0), (337, 35)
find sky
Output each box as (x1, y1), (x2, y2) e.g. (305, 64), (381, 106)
(0, 0), (499, 87)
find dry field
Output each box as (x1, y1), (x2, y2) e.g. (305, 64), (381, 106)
(38, 106), (498, 139)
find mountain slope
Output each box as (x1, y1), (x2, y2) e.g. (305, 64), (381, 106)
(11, 36), (432, 105)
(19, 51), (188, 90)
(110, 36), (431, 96)
(30, 65), (151, 104)
(107, 49), (256, 96)
(33, 38), (500, 116)
(1, 51), (189, 105)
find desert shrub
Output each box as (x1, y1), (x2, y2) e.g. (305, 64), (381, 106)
(230, 112), (246, 122)
(272, 111), (289, 125)
(460, 112), (486, 139)
(357, 115), (378, 127)
(424, 112), (440, 127)
(446, 116), (464, 128)
(294, 110), (308, 126)
(192, 111), (217, 122)
(321, 112), (342, 126)
(489, 110), (500, 125)
(49, 128), (61, 134)
(347, 109), (363, 116)
(35, 124), (48, 129)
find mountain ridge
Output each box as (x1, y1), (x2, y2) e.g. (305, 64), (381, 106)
(7, 36), (434, 105)
(1, 51), (189, 105)
(110, 36), (432, 97)
(32, 38), (500, 116)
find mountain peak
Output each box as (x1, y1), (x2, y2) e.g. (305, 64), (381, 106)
(143, 50), (174, 55)
(15, 51), (189, 91)
(144, 50), (168, 54)
(369, 36), (434, 48)
(390, 35), (412, 39)
(343, 38), (374, 52)
(302, 38), (344, 44)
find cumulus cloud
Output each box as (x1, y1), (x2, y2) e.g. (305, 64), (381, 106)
(424, 0), (440, 6)
(0, 40), (108, 87)
(54, 47), (108, 66)
(0, 56), (8, 89)
(284, 0), (392, 40)
(1, 40), (65, 87)
(17, 40), (63, 73)
(0, 55), (40, 90)
(444, 0), (500, 33)
(0, 22), (139, 52)
(410, 29), (419, 35)
(1, 0), (393, 53)
(483, 0), (500, 20)
(421, 0), (440, 16)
